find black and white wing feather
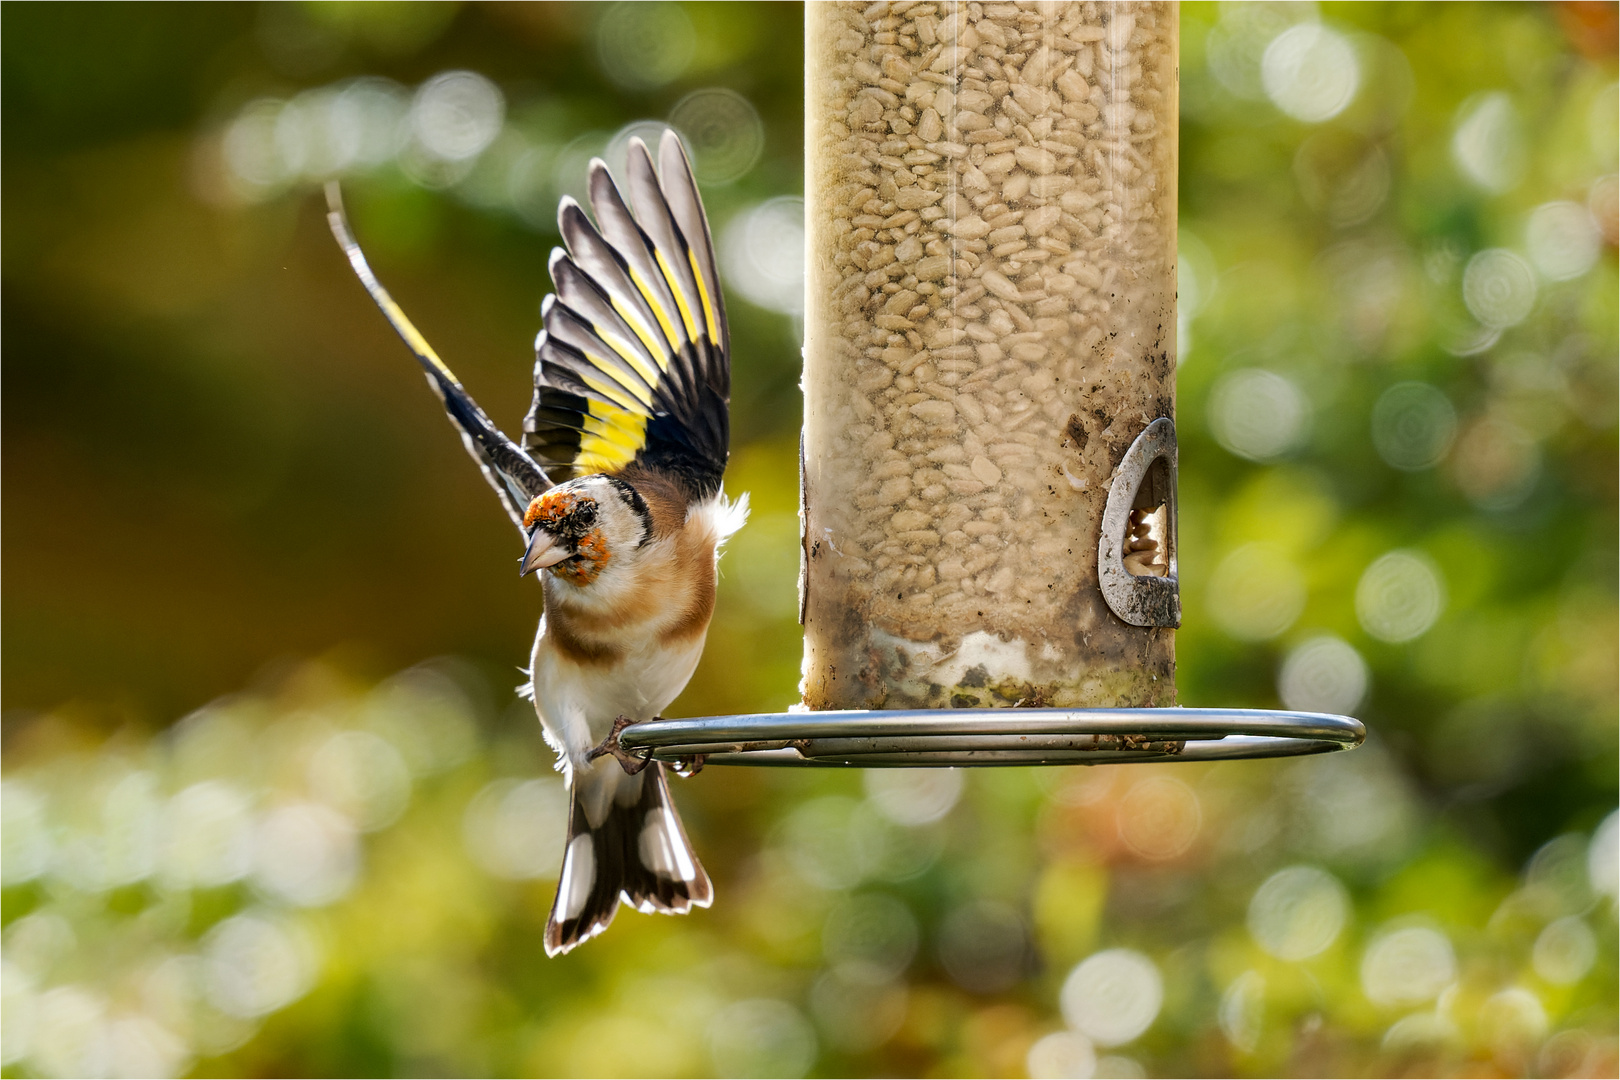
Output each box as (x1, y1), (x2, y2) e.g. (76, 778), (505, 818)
(325, 185), (550, 533)
(524, 130), (730, 498)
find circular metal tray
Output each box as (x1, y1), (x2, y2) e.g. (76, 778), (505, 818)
(616, 708), (1365, 768)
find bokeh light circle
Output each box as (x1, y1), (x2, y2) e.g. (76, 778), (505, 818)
(863, 767), (962, 826)
(410, 71), (504, 163)
(4, 912), (75, 992)
(808, 971), (907, 1055)
(1278, 636), (1368, 715)
(1371, 382), (1457, 471)
(1381, 1010), (1459, 1054)
(1061, 949), (1163, 1048)
(252, 802), (358, 907)
(1027, 1031), (1097, 1079)
(330, 78), (411, 169)
(822, 892), (918, 984)
(1208, 368), (1310, 461)
(1360, 925), (1456, 1007)
(595, 2), (695, 91)
(1295, 135), (1390, 228)
(937, 900), (1027, 994)
(1262, 25), (1360, 123)
(1247, 865), (1350, 961)
(1117, 776), (1202, 861)
(1206, 5), (1313, 102)
(708, 998), (817, 1079)
(778, 795), (942, 890)
(670, 88), (766, 184)
(1528, 833), (1595, 916)
(1590, 173), (1619, 246)
(360, 664), (479, 777)
(1208, 543), (1307, 642)
(101, 771), (160, 888)
(130, 1014), (193, 1077)
(1532, 916), (1597, 985)
(1479, 988), (1549, 1060)
(1356, 550), (1445, 643)
(29, 985), (106, 1078)
(270, 91), (329, 179)
(163, 781), (255, 889)
(461, 777), (567, 881)
(223, 99), (292, 189)
(1525, 201), (1602, 282)
(1462, 248), (1537, 329)
(1, 781), (51, 885)
(1219, 971), (1265, 1053)
(721, 197), (805, 315)
(1452, 415), (1541, 510)
(1590, 811), (1619, 899)
(1452, 92), (1524, 193)
(204, 912), (315, 1019)
(0, 960), (35, 1066)
(308, 730), (411, 832)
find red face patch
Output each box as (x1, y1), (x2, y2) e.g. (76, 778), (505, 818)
(524, 491), (609, 587)
(524, 490), (581, 530)
(550, 529), (610, 587)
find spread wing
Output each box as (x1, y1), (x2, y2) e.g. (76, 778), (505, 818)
(523, 130), (731, 498)
(325, 184), (550, 535)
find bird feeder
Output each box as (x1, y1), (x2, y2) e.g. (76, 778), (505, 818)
(620, 1), (1362, 767)
(803, 0), (1178, 711)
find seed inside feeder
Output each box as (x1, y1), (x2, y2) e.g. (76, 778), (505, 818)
(802, 0), (1178, 709)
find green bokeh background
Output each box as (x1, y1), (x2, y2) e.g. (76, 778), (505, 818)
(2, 3), (1615, 1077)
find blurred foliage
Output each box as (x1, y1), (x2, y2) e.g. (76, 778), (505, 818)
(2, 2), (1616, 1078)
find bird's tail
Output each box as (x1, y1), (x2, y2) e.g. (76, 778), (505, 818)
(545, 757), (712, 956)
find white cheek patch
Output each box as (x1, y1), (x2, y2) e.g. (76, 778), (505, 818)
(559, 833), (595, 919)
(638, 806), (697, 881)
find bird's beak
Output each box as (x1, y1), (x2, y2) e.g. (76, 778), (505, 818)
(520, 529), (570, 576)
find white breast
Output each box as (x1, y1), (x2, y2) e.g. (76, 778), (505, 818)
(529, 622), (708, 771)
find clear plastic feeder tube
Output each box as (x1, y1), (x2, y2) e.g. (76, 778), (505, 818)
(803, 0), (1178, 709)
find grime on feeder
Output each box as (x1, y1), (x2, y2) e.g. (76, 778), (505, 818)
(802, 0), (1178, 710)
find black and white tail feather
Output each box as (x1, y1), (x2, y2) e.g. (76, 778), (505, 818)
(547, 760), (713, 956)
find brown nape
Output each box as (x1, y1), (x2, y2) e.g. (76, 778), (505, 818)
(613, 462), (690, 536)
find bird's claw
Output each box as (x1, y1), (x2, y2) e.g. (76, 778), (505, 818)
(588, 715), (650, 776)
(672, 754), (705, 778)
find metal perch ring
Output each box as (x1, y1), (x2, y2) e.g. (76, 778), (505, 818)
(614, 708), (1365, 768)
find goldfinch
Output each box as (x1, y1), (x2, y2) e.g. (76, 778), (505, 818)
(326, 129), (743, 955)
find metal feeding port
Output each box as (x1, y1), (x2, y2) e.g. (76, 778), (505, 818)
(1099, 418), (1180, 628)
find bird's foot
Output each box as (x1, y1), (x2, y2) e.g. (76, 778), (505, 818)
(588, 715), (650, 776)
(672, 754), (705, 778)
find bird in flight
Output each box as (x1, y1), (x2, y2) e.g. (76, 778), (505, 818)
(326, 129), (744, 955)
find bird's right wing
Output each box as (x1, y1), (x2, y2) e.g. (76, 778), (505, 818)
(523, 130), (731, 499)
(325, 184), (550, 534)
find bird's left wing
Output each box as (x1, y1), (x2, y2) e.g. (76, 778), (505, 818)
(524, 130), (730, 499)
(325, 184), (550, 534)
